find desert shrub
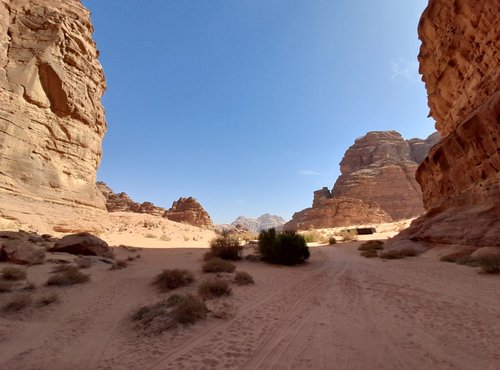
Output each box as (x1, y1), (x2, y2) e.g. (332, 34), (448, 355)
(440, 249), (475, 263)
(476, 255), (500, 274)
(2, 294), (32, 312)
(328, 236), (337, 245)
(36, 293), (60, 307)
(153, 269), (194, 291)
(203, 250), (215, 261)
(46, 266), (90, 286)
(209, 233), (243, 260)
(258, 228), (310, 266)
(302, 228), (323, 243)
(160, 234), (171, 241)
(144, 233), (156, 239)
(1, 266), (27, 281)
(51, 264), (74, 273)
(75, 258), (92, 269)
(0, 281), (12, 293)
(380, 248), (417, 259)
(132, 294), (208, 333)
(202, 258), (236, 273)
(110, 259), (129, 270)
(198, 279), (232, 298)
(339, 229), (358, 241)
(233, 271), (254, 285)
(358, 240), (384, 251)
(172, 295), (209, 324)
(360, 249), (379, 258)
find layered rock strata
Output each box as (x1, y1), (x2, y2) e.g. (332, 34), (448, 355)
(285, 130), (438, 230)
(284, 191), (392, 231)
(389, 0), (500, 250)
(332, 131), (439, 220)
(0, 0), (108, 233)
(164, 197), (213, 229)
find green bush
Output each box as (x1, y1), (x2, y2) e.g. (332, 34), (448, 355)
(202, 258), (236, 273)
(209, 232), (243, 260)
(198, 279), (232, 298)
(258, 228), (310, 266)
(1, 266), (27, 281)
(153, 269), (194, 291)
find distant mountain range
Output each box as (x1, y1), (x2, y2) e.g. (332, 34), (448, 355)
(231, 214), (286, 232)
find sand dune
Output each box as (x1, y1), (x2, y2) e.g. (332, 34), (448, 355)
(1, 241), (499, 370)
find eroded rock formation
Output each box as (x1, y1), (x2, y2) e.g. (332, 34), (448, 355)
(389, 0), (500, 251)
(285, 130), (438, 230)
(333, 131), (439, 220)
(0, 0), (108, 233)
(284, 192), (392, 231)
(231, 214), (286, 233)
(164, 197), (213, 229)
(96, 182), (166, 216)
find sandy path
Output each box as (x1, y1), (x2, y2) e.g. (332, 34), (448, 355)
(0, 244), (499, 369)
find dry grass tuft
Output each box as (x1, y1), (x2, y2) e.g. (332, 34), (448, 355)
(202, 258), (236, 273)
(47, 266), (90, 286)
(132, 294), (208, 334)
(110, 259), (129, 270)
(380, 248), (417, 259)
(1, 266), (27, 281)
(36, 293), (60, 307)
(198, 279), (232, 298)
(75, 258), (92, 269)
(2, 294), (32, 312)
(153, 269), (194, 291)
(233, 271), (254, 285)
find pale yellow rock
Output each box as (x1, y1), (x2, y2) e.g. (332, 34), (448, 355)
(0, 0), (108, 233)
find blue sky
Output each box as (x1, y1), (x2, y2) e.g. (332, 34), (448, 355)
(82, 0), (434, 224)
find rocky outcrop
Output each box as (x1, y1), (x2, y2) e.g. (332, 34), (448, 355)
(285, 130), (438, 231)
(164, 197), (213, 229)
(50, 232), (113, 258)
(96, 182), (165, 216)
(0, 231), (46, 265)
(332, 130), (438, 220)
(389, 0), (500, 250)
(284, 192), (392, 231)
(0, 0), (108, 233)
(231, 214), (286, 233)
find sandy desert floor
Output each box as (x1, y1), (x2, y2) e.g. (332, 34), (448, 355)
(0, 242), (499, 370)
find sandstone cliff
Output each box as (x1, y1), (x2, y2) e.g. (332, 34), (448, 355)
(231, 214), (286, 233)
(332, 130), (439, 220)
(389, 0), (500, 251)
(164, 197), (213, 229)
(0, 0), (108, 233)
(285, 130), (437, 230)
(285, 190), (392, 231)
(96, 182), (165, 217)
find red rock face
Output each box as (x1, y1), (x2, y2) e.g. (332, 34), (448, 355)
(332, 131), (438, 220)
(96, 182), (166, 217)
(285, 130), (438, 231)
(164, 197), (213, 229)
(284, 195), (392, 231)
(389, 0), (500, 250)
